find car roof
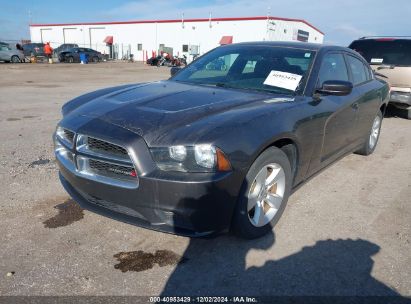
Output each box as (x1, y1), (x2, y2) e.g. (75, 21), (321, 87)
(355, 36), (411, 41)
(223, 41), (354, 53)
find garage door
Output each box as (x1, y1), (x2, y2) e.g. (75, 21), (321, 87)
(40, 28), (53, 44)
(89, 27), (107, 53)
(63, 28), (78, 44)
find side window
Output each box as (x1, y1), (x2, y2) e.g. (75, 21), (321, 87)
(318, 53), (349, 86)
(346, 55), (368, 85)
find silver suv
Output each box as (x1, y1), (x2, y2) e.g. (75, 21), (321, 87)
(0, 43), (24, 63)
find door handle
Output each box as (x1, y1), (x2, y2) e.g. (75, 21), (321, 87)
(351, 103), (359, 110)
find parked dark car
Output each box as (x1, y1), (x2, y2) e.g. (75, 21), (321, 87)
(53, 43), (79, 55)
(22, 43), (45, 57)
(58, 47), (103, 63)
(54, 42), (389, 239)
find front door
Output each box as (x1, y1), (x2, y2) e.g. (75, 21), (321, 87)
(317, 52), (359, 162)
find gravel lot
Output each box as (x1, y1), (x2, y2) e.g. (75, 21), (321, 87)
(0, 62), (410, 298)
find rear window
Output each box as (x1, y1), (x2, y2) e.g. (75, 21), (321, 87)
(349, 39), (411, 66)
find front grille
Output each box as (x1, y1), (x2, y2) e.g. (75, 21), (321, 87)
(89, 159), (136, 179)
(87, 137), (128, 157)
(63, 129), (75, 143)
(56, 128), (139, 188)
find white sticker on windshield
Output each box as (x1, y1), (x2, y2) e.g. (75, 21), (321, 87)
(304, 53), (311, 58)
(263, 70), (303, 91)
(371, 58), (384, 64)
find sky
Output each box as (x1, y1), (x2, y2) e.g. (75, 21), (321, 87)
(0, 0), (410, 46)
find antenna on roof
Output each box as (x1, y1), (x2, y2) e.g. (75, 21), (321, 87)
(181, 13), (185, 29)
(267, 6), (271, 19)
(209, 12), (212, 28)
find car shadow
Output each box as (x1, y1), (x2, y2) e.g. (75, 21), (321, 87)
(160, 233), (407, 299)
(384, 104), (409, 120)
(156, 175), (410, 301)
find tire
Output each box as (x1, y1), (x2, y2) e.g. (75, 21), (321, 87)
(231, 147), (292, 239)
(92, 56), (99, 63)
(67, 56), (74, 63)
(355, 111), (383, 156)
(11, 55), (20, 63)
(406, 107), (411, 120)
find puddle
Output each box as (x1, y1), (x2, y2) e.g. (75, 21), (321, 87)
(7, 118), (21, 121)
(43, 199), (84, 228)
(114, 250), (188, 272)
(29, 158), (50, 167)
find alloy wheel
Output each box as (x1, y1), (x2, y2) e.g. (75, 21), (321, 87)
(247, 163), (286, 227)
(369, 115), (381, 149)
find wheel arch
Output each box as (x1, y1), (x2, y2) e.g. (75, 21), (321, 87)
(380, 103), (387, 116)
(250, 135), (300, 184)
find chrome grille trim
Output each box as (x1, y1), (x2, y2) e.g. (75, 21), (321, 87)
(56, 127), (75, 148)
(76, 155), (138, 189)
(63, 129), (75, 143)
(55, 129), (139, 189)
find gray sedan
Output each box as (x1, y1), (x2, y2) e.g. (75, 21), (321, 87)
(0, 44), (24, 63)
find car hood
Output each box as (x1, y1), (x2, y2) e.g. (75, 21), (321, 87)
(62, 80), (282, 145)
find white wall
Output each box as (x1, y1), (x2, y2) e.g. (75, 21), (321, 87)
(30, 18), (324, 61)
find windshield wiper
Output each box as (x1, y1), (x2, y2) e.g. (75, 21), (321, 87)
(377, 64), (395, 70)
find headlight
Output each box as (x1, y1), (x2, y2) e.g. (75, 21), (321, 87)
(169, 145), (187, 161)
(150, 145), (231, 172)
(194, 145), (215, 168)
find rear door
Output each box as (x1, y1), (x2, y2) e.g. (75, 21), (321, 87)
(344, 54), (381, 141)
(317, 52), (359, 162)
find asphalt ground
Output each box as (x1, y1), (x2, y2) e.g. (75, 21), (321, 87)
(0, 62), (410, 300)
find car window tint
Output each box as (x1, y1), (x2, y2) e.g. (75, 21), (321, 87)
(242, 60), (258, 74)
(349, 39), (411, 66)
(346, 55), (368, 85)
(189, 54), (238, 79)
(318, 53), (349, 86)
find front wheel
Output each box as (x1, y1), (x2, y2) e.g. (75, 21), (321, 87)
(231, 147), (292, 239)
(67, 56), (74, 63)
(11, 55), (20, 63)
(92, 56), (99, 63)
(355, 111), (383, 156)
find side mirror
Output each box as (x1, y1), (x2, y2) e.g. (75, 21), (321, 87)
(316, 80), (353, 96)
(170, 67), (181, 76)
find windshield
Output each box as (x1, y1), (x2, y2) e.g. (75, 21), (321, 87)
(349, 39), (411, 66)
(171, 45), (316, 95)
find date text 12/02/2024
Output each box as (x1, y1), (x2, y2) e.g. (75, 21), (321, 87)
(149, 297), (257, 303)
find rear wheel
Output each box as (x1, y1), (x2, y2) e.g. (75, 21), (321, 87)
(355, 111), (383, 156)
(232, 147), (292, 239)
(67, 56), (74, 63)
(11, 55), (20, 63)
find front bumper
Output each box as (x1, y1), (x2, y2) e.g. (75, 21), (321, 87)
(55, 121), (242, 236)
(389, 89), (411, 107)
